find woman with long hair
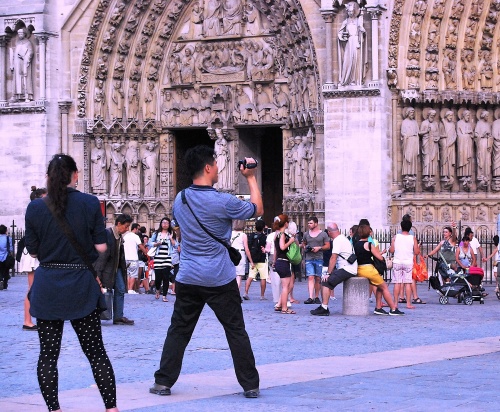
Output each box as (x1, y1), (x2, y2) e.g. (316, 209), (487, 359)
(456, 235), (476, 272)
(25, 154), (118, 412)
(231, 219), (249, 290)
(19, 186), (47, 330)
(425, 224), (458, 280)
(273, 214), (296, 314)
(149, 217), (177, 302)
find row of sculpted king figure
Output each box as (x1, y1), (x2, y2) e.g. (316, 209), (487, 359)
(90, 138), (159, 198)
(401, 107), (500, 192)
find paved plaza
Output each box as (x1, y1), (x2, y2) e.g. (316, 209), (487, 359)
(1, 273), (500, 411)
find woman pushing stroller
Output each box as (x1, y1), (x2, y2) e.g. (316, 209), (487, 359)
(424, 223), (458, 282)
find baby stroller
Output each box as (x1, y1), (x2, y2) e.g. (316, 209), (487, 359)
(428, 253), (484, 305)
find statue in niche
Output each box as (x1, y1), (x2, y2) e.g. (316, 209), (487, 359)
(441, 206), (452, 222)
(125, 8), (141, 33)
(456, 110), (474, 191)
(461, 50), (476, 90)
(180, 47), (196, 84)
(96, 54), (109, 80)
(446, 19), (458, 47)
(254, 84), (276, 121)
(293, 136), (306, 191)
(479, 51), (493, 90)
(197, 88), (212, 124)
(233, 85), (257, 123)
(492, 109), (500, 188)
(113, 54), (126, 79)
(125, 140), (141, 197)
(181, 1), (203, 39)
(419, 109), (440, 191)
(101, 27), (116, 53)
(477, 207), (486, 222)
(117, 31), (132, 55)
(285, 137), (297, 190)
(94, 80), (105, 119)
(443, 49), (457, 90)
(223, 0), (243, 35)
(464, 20), (478, 49)
(245, 2), (263, 35)
(152, 40), (165, 60)
(414, 0), (427, 15)
(108, 142), (125, 197)
(193, 43), (206, 81)
(128, 82), (139, 118)
(160, 19), (175, 39)
(130, 58), (143, 81)
(337, 1), (367, 87)
(433, 0), (446, 19)
(135, 36), (149, 59)
(111, 80), (125, 118)
(144, 81), (157, 119)
(204, 0), (223, 37)
(10, 28), (34, 102)
(142, 142), (158, 197)
(422, 206), (433, 222)
(148, 60), (160, 81)
(307, 130), (316, 191)
(160, 90), (179, 126)
(475, 110), (493, 190)
(91, 138), (107, 195)
(401, 107), (419, 192)
(439, 110), (457, 190)
(168, 1), (184, 20)
(470, 0), (484, 18)
(299, 135), (311, 191)
(427, 18), (441, 49)
(143, 15), (157, 37)
(179, 89), (196, 125)
(214, 128), (230, 190)
(273, 84), (290, 120)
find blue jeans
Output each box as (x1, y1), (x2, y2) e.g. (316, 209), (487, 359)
(113, 269), (125, 320)
(306, 259), (323, 276)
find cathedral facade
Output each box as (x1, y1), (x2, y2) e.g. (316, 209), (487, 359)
(1, 0), (499, 236)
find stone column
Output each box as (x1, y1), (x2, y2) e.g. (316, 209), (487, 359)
(35, 34), (49, 102)
(58, 101), (72, 153)
(0, 36), (7, 105)
(367, 7), (384, 88)
(321, 11), (334, 85)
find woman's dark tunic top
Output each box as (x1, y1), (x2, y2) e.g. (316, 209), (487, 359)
(25, 188), (106, 320)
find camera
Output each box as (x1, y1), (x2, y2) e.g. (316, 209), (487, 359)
(238, 159), (258, 170)
(305, 246), (313, 253)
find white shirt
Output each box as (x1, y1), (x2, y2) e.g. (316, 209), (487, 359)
(267, 232), (277, 255)
(123, 231), (141, 260)
(393, 233), (415, 265)
(332, 233), (357, 275)
(470, 237), (481, 254)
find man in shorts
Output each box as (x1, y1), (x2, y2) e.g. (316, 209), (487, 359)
(310, 223), (357, 316)
(243, 219), (269, 300)
(302, 216), (330, 304)
(123, 223), (148, 294)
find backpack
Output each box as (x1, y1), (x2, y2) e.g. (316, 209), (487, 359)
(16, 236), (25, 263)
(249, 232), (266, 262)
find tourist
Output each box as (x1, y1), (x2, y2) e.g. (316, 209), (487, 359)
(456, 235), (476, 272)
(231, 219), (249, 290)
(244, 219), (269, 300)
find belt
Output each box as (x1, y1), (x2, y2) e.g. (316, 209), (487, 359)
(40, 263), (89, 270)
(277, 258), (289, 261)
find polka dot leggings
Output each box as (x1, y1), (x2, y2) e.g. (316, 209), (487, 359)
(37, 309), (117, 411)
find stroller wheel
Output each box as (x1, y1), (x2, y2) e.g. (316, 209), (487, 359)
(480, 299), (485, 304)
(439, 296), (448, 305)
(496, 291), (500, 300)
(464, 295), (473, 306)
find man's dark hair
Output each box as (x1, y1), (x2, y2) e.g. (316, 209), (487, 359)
(493, 235), (499, 247)
(255, 219), (265, 232)
(401, 220), (412, 232)
(131, 223), (140, 231)
(402, 213), (412, 222)
(184, 145), (216, 179)
(464, 227), (473, 236)
(307, 216), (318, 224)
(140, 226), (147, 234)
(115, 214), (133, 226)
(0, 225), (7, 235)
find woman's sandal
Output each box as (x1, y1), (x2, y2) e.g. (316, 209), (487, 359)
(155, 291), (160, 300)
(412, 298), (426, 304)
(274, 306), (282, 312)
(290, 299), (300, 304)
(162, 296), (168, 302)
(398, 298), (407, 304)
(281, 309), (296, 314)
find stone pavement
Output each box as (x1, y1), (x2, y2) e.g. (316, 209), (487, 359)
(2, 274), (500, 411)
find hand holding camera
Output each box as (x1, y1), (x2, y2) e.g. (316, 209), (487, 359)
(238, 158), (258, 178)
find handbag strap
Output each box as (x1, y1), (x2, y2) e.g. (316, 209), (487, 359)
(181, 189), (231, 251)
(43, 197), (99, 278)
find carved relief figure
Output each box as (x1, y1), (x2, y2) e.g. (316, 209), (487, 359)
(188, 2), (204, 38)
(338, 1), (367, 87)
(401, 107), (419, 191)
(307, 130), (316, 191)
(254, 83), (274, 121)
(223, 0), (243, 35)
(113, 54), (126, 79)
(475, 110), (493, 189)
(91, 138), (107, 195)
(101, 27), (116, 53)
(479, 51), (493, 90)
(111, 80), (125, 118)
(125, 140), (141, 197)
(180, 47), (195, 84)
(422, 206), (433, 222)
(245, 2), (263, 35)
(461, 50), (476, 90)
(214, 128), (230, 189)
(94, 80), (105, 118)
(10, 28), (34, 102)
(233, 84), (255, 122)
(286, 136), (297, 190)
(456, 110), (474, 190)
(419, 109), (440, 190)
(443, 49), (457, 89)
(161, 90), (179, 126)
(145, 81), (157, 119)
(299, 135), (310, 190)
(179, 89), (196, 125)
(294, 135), (306, 191)
(96, 54), (108, 80)
(128, 82), (139, 118)
(142, 142), (158, 197)
(492, 109), (500, 183)
(273, 84), (290, 120)
(439, 111), (457, 189)
(204, 0), (223, 37)
(108, 142), (125, 197)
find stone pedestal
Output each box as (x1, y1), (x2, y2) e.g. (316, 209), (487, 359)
(342, 277), (370, 316)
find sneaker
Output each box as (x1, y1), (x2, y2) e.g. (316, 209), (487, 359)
(389, 308), (405, 316)
(128, 290), (138, 294)
(259, 296), (268, 300)
(314, 297), (321, 304)
(113, 317), (135, 325)
(304, 298), (314, 304)
(243, 294), (250, 300)
(373, 308), (389, 316)
(310, 305), (330, 316)
(243, 388), (260, 398)
(149, 383), (171, 396)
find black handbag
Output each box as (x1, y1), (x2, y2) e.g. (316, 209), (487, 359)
(369, 243), (386, 275)
(100, 289), (113, 320)
(4, 237), (15, 269)
(181, 190), (242, 266)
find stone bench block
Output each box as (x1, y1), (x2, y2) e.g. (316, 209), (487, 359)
(342, 276), (370, 316)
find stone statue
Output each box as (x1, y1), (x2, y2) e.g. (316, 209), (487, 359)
(293, 135), (304, 190)
(254, 83), (274, 121)
(179, 89), (196, 125)
(492, 110), (500, 185)
(223, 0), (243, 35)
(142, 142), (158, 197)
(401, 107), (420, 191)
(214, 128), (230, 189)
(299, 135), (310, 190)
(180, 47), (195, 84)
(286, 136), (296, 190)
(160, 90), (179, 126)
(461, 49), (476, 90)
(101, 27), (116, 53)
(128, 82), (139, 118)
(273, 84), (290, 120)
(338, 1), (366, 87)
(111, 81), (125, 118)
(188, 2), (204, 38)
(479, 51), (493, 90)
(419, 109), (440, 190)
(245, 2), (263, 35)
(204, 0), (223, 37)
(91, 138), (107, 195)
(475, 110), (493, 189)
(442, 49), (457, 90)
(439, 110), (457, 189)
(233, 84), (256, 122)
(108, 142), (125, 197)
(422, 206), (433, 222)
(125, 140), (141, 197)
(307, 130), (316, 191)
(197, 88), (212, 124)
(113, 54), (126, 79)
(456, 110), (474, 190)
(168, 54), (181, 85)
(94, 80), (105, 119)
(10, 28), (34, 102)
(144, 81), (157, 119)
(96, 54), (109, 80)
